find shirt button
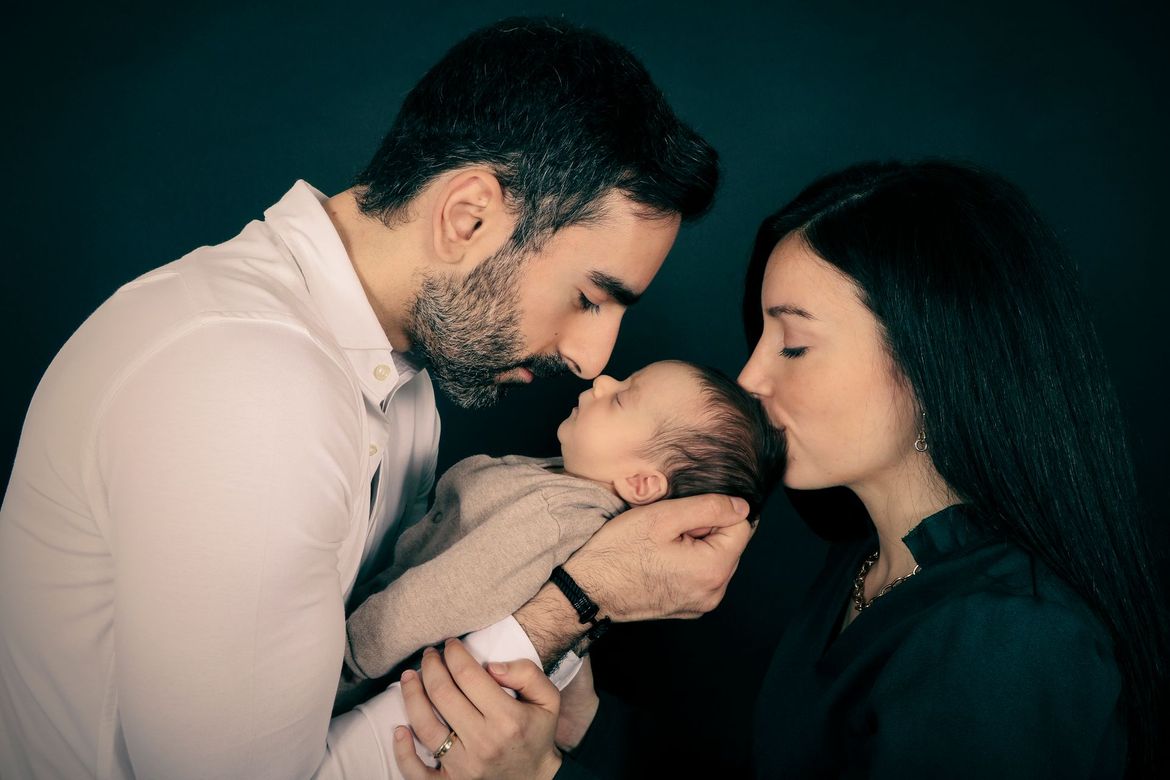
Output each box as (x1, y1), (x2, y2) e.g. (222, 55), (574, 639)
(373, 364), (392, 381)
(369, 444), (379, 456)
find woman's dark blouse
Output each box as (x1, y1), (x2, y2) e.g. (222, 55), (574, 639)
(752, 504), (1125, 778)
(559, 505), (1125, 778)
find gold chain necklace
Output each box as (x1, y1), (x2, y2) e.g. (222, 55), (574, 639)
(851, 551), (921, 612)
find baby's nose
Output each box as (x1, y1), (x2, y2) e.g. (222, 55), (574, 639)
(592, 374), (617, 394)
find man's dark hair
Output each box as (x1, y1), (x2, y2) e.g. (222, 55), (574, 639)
(354, 17), (719, 248)
(643, 362), (786, 517)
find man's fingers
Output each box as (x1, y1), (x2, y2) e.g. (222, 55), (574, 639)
(400, 666), (452, 752)
(676, 516), (752, 618)
(700, 513), (753, 557)
(654, 494), (751, 539)
(486, 659), (560, 714)
(392, 726), (441, 779)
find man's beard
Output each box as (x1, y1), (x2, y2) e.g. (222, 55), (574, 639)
(405, 242), (569, 409)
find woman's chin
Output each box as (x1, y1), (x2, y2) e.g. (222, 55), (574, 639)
(782, 469), (834, 492)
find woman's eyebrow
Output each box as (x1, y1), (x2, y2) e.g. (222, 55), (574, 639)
(766, 304), (816, 320)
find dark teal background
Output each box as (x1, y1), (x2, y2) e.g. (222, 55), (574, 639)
(4, 1), (1167, 774)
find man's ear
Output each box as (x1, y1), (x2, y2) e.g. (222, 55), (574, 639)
(615, 470), (669, 506)
(432, 168), (510, 265)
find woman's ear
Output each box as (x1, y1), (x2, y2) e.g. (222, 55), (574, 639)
(432, 168), (509, 265)
(615, 470), (669, 506)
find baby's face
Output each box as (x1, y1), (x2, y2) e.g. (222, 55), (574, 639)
(557, 360), (704, 485)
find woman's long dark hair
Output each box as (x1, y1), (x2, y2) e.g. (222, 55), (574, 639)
(743, 160), (1167, 773)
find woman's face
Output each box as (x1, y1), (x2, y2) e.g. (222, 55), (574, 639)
(738, 233), (920, 491)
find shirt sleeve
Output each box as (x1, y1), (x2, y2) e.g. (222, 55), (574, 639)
(98, 320), (393, 778)
(344, 490), (560, 679)
(351, 615), (561, 778)
(859, 592), (1125, 779)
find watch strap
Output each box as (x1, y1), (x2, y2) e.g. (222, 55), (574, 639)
(549, 565), (601, 624)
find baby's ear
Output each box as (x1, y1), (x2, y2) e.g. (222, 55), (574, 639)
(615, 470), (668, 506)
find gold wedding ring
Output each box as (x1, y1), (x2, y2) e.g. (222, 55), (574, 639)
(432, 729), (457, 761)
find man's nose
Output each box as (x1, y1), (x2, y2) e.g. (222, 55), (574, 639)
(561, 317), (621, 380)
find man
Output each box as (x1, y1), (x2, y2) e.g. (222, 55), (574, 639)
(0, 17), (753, 779)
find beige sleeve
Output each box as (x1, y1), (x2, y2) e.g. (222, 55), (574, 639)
(344, 490), (562, 680)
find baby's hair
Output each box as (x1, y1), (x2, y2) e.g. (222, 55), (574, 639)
(641, 361), (786, 516)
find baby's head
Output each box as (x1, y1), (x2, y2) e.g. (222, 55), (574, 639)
(556, 360), (786, 514)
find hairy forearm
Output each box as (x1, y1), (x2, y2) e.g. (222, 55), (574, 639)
(514, 583), (585, 669)
(515, 554), (629, 670)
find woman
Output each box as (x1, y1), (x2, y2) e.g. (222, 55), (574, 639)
(392, 160), (1168, 778)
(735, 160), (1167, 777)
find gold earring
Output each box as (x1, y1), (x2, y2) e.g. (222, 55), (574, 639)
(914, 411), (928, 453)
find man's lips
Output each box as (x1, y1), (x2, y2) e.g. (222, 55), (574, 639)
(498, 366), (534, 384)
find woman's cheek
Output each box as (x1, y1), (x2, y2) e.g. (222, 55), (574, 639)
(762, 397), (788, 431)
(772, 379), (818, 431)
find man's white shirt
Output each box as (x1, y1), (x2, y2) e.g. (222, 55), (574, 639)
(0, 181), (541, 778)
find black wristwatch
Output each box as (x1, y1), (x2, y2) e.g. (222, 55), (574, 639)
(549, 565), (601, 624)
(549, 565), (612, 654)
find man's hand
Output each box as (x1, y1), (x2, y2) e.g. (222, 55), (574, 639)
(393, 639), (562, 780)
(554, 656), (599, 752)
(568, 493), (753, 622)
(513, 493), (754, 665)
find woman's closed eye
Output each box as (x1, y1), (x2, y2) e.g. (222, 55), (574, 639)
(780, 346), (808, 359)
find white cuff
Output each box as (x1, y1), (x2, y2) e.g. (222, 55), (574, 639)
(352, 614), (578, 778)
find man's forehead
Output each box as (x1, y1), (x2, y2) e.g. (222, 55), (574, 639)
(566, 194), (678, 290)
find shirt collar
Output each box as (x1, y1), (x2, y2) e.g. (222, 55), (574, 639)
(263, 180), (417, 400)
(901, 504), (994, 565)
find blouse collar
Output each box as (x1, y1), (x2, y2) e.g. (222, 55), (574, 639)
(901, 504), (994, 565)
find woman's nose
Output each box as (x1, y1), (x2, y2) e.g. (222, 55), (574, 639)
(738, 349), (770, 398)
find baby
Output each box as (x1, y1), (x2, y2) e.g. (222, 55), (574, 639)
(338, 360), (784, 768)
(344, 359), (784, 681)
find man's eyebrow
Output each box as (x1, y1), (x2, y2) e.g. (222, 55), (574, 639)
(588, 270), (642, 307)
(766, 304), (817, 320)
